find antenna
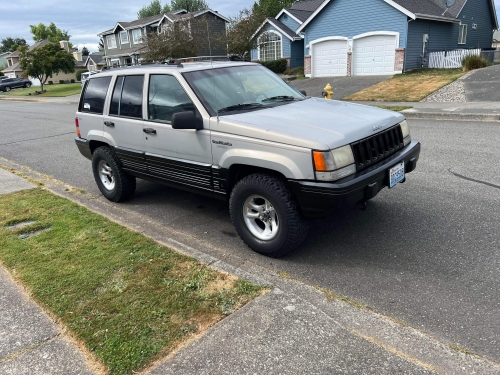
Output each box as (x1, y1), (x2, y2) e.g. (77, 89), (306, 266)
(442, 0), (456, 15)
(206, 17), (219, 121)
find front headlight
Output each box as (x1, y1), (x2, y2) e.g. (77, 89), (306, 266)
(400, 120), (411, 146)
(313, 145), (356, 182)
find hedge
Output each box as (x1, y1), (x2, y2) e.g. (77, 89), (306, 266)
(76, 69), (88, 81)
(259, 59), (288, 74)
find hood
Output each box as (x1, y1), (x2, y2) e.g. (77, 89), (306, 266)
(214, 98), (405, 150)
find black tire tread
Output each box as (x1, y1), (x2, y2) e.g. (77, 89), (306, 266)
(92, 146), (136, 202)
(229, 173), (308, 258)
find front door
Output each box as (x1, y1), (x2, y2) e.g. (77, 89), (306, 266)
(143, 74), (213, 193)
(102, 74), (147, 173)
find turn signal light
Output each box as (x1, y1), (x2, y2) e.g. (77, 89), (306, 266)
(75, 117), (81, 138)
(313, 151), (327, 171)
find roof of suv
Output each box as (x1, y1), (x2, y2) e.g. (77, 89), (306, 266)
(94, 61), (258, 77)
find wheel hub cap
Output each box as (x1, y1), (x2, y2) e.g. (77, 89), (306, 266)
(98, 160), (115, 191)
(243, 195), (279, 241)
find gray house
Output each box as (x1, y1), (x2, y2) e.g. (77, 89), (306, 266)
(251, 0), (499, 77)
(98, 9), (229, 67)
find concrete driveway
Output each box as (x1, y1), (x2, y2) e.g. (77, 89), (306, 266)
(289, 75), (392, 99)
(463, 64), (500, 102)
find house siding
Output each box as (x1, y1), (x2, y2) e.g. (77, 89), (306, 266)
(303, 0), (408, 55)
(197, 13), (228, 56)
(458, 0), (495, 48)
(251, 23), (291, 60)
(277, 14), (301, 32)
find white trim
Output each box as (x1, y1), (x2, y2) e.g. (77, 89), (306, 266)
(381, 0), (416, 19)
(458, 23), (468, 44)
(251, 19), (295, 41)
(352, 31), (400, 48)
(112, 23), (127, 34)
(414, 13), (460, 23)
(158, 14), (175, 26)
(309, 37), (349, 77)
(194, 9), (230, 23)
(296, 0), (331, 33)
(257, 30), (284, 61)
(276, 9), (303, 25)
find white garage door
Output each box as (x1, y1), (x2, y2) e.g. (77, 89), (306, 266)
(312, 39), (348, 77)
(353, 34), (397, 75)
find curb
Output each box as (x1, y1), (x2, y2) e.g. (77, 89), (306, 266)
(401, 111), (500, 121)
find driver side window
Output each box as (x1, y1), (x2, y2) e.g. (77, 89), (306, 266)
(148, 75), (196, 123)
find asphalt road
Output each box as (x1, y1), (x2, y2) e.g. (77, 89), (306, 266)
(464, 64), (500, 102)
(1, 101), (499, 363)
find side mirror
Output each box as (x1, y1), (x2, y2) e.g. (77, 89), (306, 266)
(171, 111), (203, 130)
(299, 90), (307, 96)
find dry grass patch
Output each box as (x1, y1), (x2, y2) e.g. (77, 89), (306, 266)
(344, 69), (465, 102)
(0, 188), (264, 375)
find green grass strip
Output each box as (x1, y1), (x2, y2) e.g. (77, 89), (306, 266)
(0, 83), (82, 97)
(0, 189), (263, 374)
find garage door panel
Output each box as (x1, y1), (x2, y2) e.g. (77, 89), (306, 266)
(353, 34), (396, 76)
(312, 39), (348, 77)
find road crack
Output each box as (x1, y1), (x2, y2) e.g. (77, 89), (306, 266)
(0, 132), (74, 146)
(448, 169), (500, 190)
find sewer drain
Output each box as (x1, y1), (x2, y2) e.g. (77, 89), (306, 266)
(8, 221), (36, 229)
(18, 228), (51, 240)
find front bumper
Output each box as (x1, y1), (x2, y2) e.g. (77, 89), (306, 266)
(288, 141), (421, 219)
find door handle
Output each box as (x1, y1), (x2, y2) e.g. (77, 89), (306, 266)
(104, 121), (115, 127)
(143, 128), (157, 135)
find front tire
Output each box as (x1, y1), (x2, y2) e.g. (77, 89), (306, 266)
(229, 173), (308, 258)
(4, 86), (11, 92)
(24, 83), (31, 88)
(92, 146), (136, 202)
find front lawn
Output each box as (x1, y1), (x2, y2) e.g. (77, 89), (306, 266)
(1, 82), (82, 97)
(0, 188), (263, 375)
(344, 69), (465, 102)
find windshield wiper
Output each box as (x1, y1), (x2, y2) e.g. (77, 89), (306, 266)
(218, 103), (263, 113)
(261, 95), (296, 102)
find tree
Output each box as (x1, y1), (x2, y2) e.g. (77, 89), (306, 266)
(142, 15), (219, 61)
(170, 0), (209, 12)
(138, 0), (171, 19)
(30, 22), (71, 44)
(0, 37), (28, 53)
(253, 0), (295, 18)
(222, 8), (266, 60)
(81, 47), (90, 56)
(19, 43), (75, 93)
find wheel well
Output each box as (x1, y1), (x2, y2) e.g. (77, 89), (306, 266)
(88, 140), (110, 154)
(226, 165), (287, 194)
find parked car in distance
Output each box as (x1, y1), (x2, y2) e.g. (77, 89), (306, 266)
(81, 71), (100, 86)
(75, 62), (420, 258)
(0, 77), (32, 92)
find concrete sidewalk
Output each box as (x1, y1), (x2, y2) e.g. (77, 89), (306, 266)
(2, 167), (500, 374)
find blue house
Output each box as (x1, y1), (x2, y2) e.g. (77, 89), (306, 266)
(251, 0), (499, 77)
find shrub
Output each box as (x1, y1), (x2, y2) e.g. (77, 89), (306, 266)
(70, 79), (75, 83)
(76, 69), (88, 81)
(59, 80), (65, 84)
(0, 71), (4, 76)
(259, 59), (288, 74)
(462, 54), (489, 71)
(283, 66), (304, 76)
(48, 81), (53, 85)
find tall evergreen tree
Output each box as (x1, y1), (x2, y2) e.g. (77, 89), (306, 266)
(253, 0), (295, 18)
(170, 0), (209, 12)
(0, 37), (28, 53)
(137, 0), (171, 19)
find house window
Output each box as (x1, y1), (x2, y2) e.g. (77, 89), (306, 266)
(132, 29), (143, 44)
(107, 35), (117, 49)
(120, 31), (129, 44)
(111, 59), (120, 66)
(459, 24), (467, 44)
(258, 33), (282, 61)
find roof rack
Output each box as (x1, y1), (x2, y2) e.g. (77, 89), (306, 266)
(101, 56), (248, 70)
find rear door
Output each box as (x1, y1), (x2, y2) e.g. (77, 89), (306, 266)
(102, 74), (147, 174)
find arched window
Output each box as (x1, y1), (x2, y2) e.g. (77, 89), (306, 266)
(258, 32), (282, 61)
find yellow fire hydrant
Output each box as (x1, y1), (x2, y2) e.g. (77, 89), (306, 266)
(322, 83), (334, 100)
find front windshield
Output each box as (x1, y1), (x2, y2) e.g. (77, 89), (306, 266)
(183, 65), (305, 115)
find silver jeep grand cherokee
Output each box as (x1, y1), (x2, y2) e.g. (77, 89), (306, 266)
(75, 61), (420, 257)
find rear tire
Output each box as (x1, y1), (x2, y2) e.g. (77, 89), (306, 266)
(92, 146), (136, 202)
(4, 86), (11, 92)
(229, 173), (308, 258)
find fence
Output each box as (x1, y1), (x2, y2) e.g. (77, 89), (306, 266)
(481, 49), (500, 65)
(428, 49), (481, 68)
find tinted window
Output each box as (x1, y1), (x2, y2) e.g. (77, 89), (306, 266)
(109, 76), (124, 116)
(120, 75), (144, 118)
(148, 75), (195, 123)
(80, 76), (112, 114)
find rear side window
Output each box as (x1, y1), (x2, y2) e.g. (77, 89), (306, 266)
(80, 76), (112, 114)
(109, 75), (144, 119)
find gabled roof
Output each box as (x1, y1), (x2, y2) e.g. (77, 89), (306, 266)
(289, 0), (326, 12)
(99, 9), (229, 37)
(7, 40), (51, 58)
(251, 18), (302, 41)
(88, 53), (104, 65)
(297, 0), (499, 32)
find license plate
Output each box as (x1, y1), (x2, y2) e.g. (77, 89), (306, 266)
(389, 162), (405, 188)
